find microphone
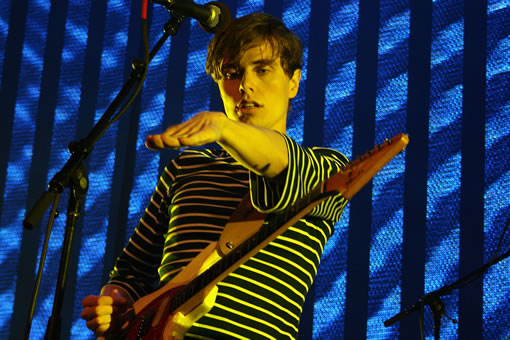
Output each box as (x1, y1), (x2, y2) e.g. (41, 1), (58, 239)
(154, 0), (231, 34)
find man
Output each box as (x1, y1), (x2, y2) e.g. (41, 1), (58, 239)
(81, 13), (348, 339)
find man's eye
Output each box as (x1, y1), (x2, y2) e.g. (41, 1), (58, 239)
(224, 71), (240, 79)
(256, 68), (269, 75)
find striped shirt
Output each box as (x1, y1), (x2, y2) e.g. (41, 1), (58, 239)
(109, 135), (349, 339)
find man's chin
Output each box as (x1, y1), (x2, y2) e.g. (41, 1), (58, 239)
(239, 115), (251, 123)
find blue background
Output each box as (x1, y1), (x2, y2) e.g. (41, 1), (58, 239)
(0, 0), (508, 339)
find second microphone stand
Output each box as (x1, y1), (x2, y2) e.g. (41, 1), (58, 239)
(384, 247), (510, 339)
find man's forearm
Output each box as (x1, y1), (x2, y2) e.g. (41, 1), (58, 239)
(219, 119), (288, 178)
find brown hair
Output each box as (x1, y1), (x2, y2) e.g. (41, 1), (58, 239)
(205, 13), (303, 81)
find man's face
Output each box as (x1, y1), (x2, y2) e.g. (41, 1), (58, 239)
(217, 41), (301, 133)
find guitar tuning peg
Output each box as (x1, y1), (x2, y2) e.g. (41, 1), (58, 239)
(385, 138), (392, 144)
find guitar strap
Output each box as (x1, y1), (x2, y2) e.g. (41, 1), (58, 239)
(218, 191), (268, 257)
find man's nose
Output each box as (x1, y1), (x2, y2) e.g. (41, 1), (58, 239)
(239, 72), (254, 94)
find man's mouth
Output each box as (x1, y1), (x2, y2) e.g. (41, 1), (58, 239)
(236, 101), (261, 114)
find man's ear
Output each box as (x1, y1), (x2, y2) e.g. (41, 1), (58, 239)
(288, 69), (301, 99)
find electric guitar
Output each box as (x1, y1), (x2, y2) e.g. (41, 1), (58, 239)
(112, 133), (409, 339)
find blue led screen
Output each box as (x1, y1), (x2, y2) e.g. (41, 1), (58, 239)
(0, 0), (508, 339)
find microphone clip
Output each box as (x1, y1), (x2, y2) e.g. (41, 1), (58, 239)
(153, 0), (231, 34)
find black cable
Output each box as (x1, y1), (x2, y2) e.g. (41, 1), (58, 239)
(109, 17), (150, 127)
(92, 18), (150, 146)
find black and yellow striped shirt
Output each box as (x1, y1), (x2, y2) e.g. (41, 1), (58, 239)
(109, 135), (348, 339)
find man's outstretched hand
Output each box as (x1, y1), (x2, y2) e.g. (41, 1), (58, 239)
(146, 112), (228, 150)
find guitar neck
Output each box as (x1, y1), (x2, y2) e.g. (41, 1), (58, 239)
(325, 133), (409, 199)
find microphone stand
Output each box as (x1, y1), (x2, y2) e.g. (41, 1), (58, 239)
(384, 248), (510, 339)
(22, 14), (187, 340)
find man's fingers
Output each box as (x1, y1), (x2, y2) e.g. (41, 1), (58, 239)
(177, 129), (215, 146)
(146, 134), (165, 149)
(160, 133), (184, 148)
(146, 134), (181, 150)
(81, 305), (114, 320)
(82, 295), (114, 307)
(95, 322), (111, 336)
(85, 314), (111, 331)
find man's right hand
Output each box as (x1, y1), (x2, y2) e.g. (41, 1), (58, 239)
(81, 286), (134, 339)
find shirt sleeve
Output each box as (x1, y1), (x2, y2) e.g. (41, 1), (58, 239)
(249, 134), (349, 223)
(106, 161), (176, 301)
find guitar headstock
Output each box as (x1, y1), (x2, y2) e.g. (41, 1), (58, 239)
(325, 133), (409, 199)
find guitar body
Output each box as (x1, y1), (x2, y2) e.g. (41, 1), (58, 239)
(114, 241), (226, 339)
(119, 284), (218, 340)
